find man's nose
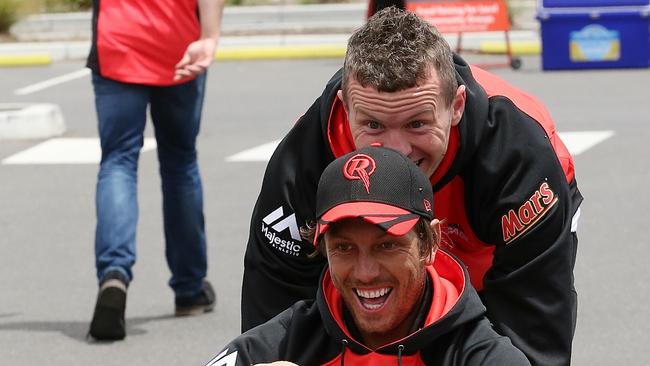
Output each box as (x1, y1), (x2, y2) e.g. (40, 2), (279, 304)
(353, 253), (381, 284)
(382, 130), (412, 157)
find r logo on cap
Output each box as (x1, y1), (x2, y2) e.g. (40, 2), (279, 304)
(343, 153), (376, 194)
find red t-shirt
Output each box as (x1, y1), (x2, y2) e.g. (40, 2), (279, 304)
(97, 0), (200, 86)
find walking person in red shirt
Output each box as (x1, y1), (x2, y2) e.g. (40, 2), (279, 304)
(87, 0), (225, 340)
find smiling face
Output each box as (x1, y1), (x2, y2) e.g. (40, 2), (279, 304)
(324, 218), (431, 349)
(339, 68), (466, 178)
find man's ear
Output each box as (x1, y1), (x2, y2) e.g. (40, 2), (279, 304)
(425, 219), (442, 265)
(431, 219), (442, 243)
(451, 85), (466, 127)
(337, 89), (349, 114)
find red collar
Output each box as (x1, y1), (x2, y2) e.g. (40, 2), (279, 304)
(321, 250), (465, 349)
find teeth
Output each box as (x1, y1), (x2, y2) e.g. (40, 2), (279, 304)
(356, 288), (391, 299)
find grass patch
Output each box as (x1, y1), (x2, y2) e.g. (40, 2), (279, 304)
(43, 0), (91, 12)
(0, 0), (19, 33)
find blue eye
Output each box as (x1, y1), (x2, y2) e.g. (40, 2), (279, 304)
(367, 121), (381, 129)
(409, 121), (424, 128)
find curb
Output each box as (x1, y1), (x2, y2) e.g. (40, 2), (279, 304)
(479, 40), (541, 55)
(0, 38), (541, 66)
(216, 44), (347, 60)
(0, 103), (66, 140)
(0, 45), (348, 66)
(0, 53), (52, 67)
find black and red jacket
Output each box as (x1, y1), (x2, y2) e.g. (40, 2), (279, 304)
(215, 251), (529, 366)
(241, 54), (583, 365)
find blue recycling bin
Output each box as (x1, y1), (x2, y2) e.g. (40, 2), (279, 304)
(537, 0), (650, 70)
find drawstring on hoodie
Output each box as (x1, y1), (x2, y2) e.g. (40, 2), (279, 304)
(339, 339), (405, 366)
(397, 345), (405, 366)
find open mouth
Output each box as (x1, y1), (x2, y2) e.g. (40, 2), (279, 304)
(355, 287), (392, 310)
(414, 158), (424, 167)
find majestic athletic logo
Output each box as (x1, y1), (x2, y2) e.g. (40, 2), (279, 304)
(343, 153), (376, 194)
(501, 181), (558, 244)
(261, 206), (302, 256)
(204, 348), (237, 366)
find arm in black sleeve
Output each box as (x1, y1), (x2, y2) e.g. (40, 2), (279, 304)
(240, 82), (342, 331)
(462, 318), (532, 365)
(204, 307), (296, 366)
(470, 97), (582, 365)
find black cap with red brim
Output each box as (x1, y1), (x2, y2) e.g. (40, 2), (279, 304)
(314, 146), (434, 246)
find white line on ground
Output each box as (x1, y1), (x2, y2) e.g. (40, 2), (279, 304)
(0, 130), (614, 166)
(224, 131), (615, 162)
(14, 68), (91, 96)
(556, 130), (615, 156)
(224, 139), (281, 162)
(1, 137), (157, 165)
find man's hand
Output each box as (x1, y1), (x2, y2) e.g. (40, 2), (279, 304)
(254, 362), (299, 366)
(174, 38), (217, 81)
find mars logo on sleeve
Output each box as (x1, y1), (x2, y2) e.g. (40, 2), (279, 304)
(501, 181), (558, 244)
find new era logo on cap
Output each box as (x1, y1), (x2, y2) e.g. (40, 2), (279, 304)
(314, 146), (434, 245)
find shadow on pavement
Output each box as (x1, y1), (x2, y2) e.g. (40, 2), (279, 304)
(0, 314), (177, 342)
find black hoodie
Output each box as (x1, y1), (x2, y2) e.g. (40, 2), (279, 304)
(241, 54), (583, 365)
(212, 250), (529, 366)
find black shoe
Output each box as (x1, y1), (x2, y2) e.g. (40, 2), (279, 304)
(175, 280), (216, 316)
(89, 271), (128, 340)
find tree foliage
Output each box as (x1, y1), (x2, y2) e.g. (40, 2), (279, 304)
(0, 0), (19, 33)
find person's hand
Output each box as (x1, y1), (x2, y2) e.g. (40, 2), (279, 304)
(254, 362), (300, 366)
(174, 38), (217, 81)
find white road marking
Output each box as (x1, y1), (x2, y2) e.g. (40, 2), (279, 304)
(224, 139), (281, 162)
(224, 131), (615, 162)
(0, 130), (614, 166)
(1, 137), (157, 165)
(557, 130), (615, 156)
(14, 68), (91, 96)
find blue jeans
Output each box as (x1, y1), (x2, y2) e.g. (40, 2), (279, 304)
(93, 73), (207, 298)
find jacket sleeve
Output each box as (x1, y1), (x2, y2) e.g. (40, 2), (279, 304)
(204, 307), (295, 366)
(461, 318), (532, 366)
(240, 86), (339, 332)
(469, 96), (582, 365)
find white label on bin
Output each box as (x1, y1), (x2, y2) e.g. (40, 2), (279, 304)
(570, 24), (620, 62)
